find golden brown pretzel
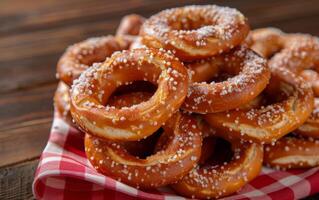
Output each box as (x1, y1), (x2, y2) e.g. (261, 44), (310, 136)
(106, 92), (160, 157)
(295, 98), (319, 138)
(53, 80), (155, 125)
(250, 28), (319, 139)
(57, 35), (131, 86)
(205, 67), (314, 143)
(54, 81), (72, 123)
(250, 28), (319, 92)
(300, 69), (319, 97)
(185, 58), (219, 83)
(268, 34), (319, 74)
(182, 46), (270, 114)
(172, 120), (263, 199)
(140, 5), (249, 61)
(264, 136), (319, 169)
(70, 48), (189, 141)
(248, 27), (284, 58)
(129, 37), (146, 50)
(85, 92), (202, 188)
(116, 14), (145, 36)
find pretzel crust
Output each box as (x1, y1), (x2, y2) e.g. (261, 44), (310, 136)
(84, 92), (202, 188)
(182, 46), (270, 114)
(70, 48), (189, 141)
(57, 35), (131, 86)
(205, 67), (314, 143)
(140, 5), (249, 61)
(264, 136), (319, 169)
(172, 121), (263, 199)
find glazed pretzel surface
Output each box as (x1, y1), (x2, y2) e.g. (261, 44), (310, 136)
(57, 35), (131, 86)
(182, 46), (270, 114)
(70, 48), (189, 141)
(205, 67), (314, 143)
(172, 120), (263, 199)
(264, 136), (319, 169)
(85, 92), (202, 188)
(116, 14), (145, 36)
(140, 5), (249, 61)
(250, 28), (319, 139)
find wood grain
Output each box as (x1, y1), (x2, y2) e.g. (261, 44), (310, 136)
(0, 159), (38, 200)
(0, 0), (319, 199)
(1, 0), (318, 93)
(0, 83), (55, 166)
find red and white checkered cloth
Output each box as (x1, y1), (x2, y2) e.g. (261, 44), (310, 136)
(33, 112), (319, 200)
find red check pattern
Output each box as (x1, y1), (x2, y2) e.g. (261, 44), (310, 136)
(33, 112), (319, 200)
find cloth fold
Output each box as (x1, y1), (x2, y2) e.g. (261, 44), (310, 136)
(33, 112), (319, 200)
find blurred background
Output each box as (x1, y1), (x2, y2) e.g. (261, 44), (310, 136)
(0, 0), (318, 199)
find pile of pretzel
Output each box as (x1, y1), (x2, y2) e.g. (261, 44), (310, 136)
(53, 5), (319, 199)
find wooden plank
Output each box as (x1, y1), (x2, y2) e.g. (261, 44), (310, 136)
(0, 83), (55, 166)
(0, 159), (38, 200)
(0, 0), (207, 93)
(242, 0), (319, 27)
(0, 0), (317, 36)
(0, 0), (319, 199)
(261, 13), (319, 36)
(1, 0), (319, 94)
(0, 0), (204, 35)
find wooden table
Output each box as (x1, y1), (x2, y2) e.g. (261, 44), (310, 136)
(1, 0), (319, 199)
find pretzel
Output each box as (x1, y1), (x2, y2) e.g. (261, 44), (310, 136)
(185, 59), (219, 83)
(205, 67), (314, 143)
(172, 120), (263, 199)
(249, 28), (319, 140)
(54, 81), (72, 123)
(268, 33), (319, 74)
(295, 98), (319, 138)
(129, 37), (146, 50)
(140, 5), (249, 61)
(264, 136), (319, 169)
(116, 14), (145, 36)
(85, 92), (202, 188)
(70, 48), (189, 141)
(57, 35), (131, 86)
(105, 92), (164, 158)
(182, 46), (270, 113)
(248, 27), (284, 58)
(250, 28), (319, 92)
(300, 69), (319, 97)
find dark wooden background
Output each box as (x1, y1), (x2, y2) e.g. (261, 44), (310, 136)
(1, 0), (319, 199)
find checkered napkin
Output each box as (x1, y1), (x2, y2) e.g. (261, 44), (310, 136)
(33, 112), (319, 200)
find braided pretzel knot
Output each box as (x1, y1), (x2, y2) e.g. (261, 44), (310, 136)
(70, 48), (189, 141)
(140, 5), (249, 61)
(85, 92), (202, 188)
